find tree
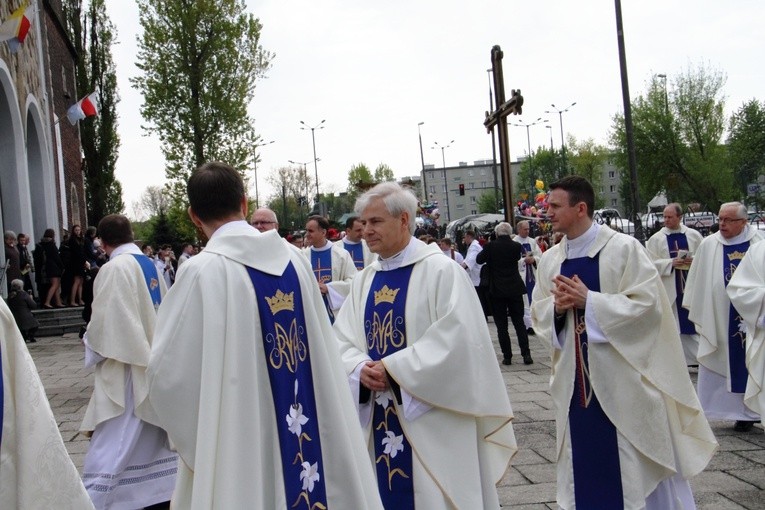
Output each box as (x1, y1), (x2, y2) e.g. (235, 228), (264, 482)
(516, 147), (566, 200)
(728, 99), (765, 207)
(266, 165), (315, 229)
(373, 163), (395, 183)
(477, 191), (499, 213)
(347, 163), (373, 197)
(568, 136), (607, 209)
(66, 0), (124, 224)
(134, 185), (171, 219)
(610, 64), (735, 212)
(132, 0), (273, 203)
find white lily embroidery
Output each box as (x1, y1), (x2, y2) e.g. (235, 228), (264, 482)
(286, 403), (309, 436)
(300, 461), (320, 492)
(738, 320), (747, 335)
(375, 390), (392, 408)
(382, 430), (405, 458)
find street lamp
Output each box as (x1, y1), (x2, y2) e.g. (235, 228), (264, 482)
(418, 122), (426, 202)
(432, 140), (454, 222)
(657, 73), (668, 113)
(545, 125), (554, 151)
(253, 139), (274, 208)
(545, 102), (576, 173)
(288, 159), (313, 212)
(299, 119), (325, 204)
(509, 117), (548, 158)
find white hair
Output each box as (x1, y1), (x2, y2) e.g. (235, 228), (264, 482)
(719, 201), (747, 219)
(10, 279), (23, 291)
(354, 182), (418, 234)
(495, 222), (513, 236)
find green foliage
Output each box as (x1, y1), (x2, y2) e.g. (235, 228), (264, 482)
(568, 136), (607, 209)
(516, 147), (566, 199)
(132, 0), (273, 205)
(347, 163), (373, 198)
(609, 64), (736, 212)
(373, 163), (395, 183)
(66, 0), (124, 224)
(266, 165), (315, 229)
(477, 191), (499, 213)
(728, 99), (765, 207)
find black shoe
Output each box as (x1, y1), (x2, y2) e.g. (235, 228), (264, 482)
(526, 328), (536, 336)
(523, 355), (534, 365)
(734, 420), (756, 432)
(502, 357), (512, 366)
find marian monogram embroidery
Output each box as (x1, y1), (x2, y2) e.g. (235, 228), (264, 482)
(366, 309), (406, 356)
(265, 289), (306, 373)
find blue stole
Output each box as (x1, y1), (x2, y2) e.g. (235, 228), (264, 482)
(520, 241), (535, 301)
(723, 241), (750, 393)
(560, 254), (624, 509)
(246, 262), (328, 508)
(365, 266), (415, 510)
(344, 241), (366, 270)
(131, 254), (162, 310)
(310, 248), (335, 324)
(665, 233), (695, 334)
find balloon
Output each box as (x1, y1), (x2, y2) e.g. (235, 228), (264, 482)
(535, 179), (544, 191)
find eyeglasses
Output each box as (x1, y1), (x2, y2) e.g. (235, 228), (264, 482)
(251, 221), (276, 226)
(718, 218), (746, 225)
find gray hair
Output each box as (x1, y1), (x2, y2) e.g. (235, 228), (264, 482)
(719, 201), (747, 219)
(253, 207), (278, 223)
(665, 203), (682, 216)
(354, 182), (418, 234)
(10, 279), (23, 291)
(4, 230), (16, 240)
(495, 222), (513, 237)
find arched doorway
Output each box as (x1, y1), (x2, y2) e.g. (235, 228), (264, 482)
(26, 101), (56, 243)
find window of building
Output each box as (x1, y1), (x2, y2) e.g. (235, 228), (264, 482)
(480, 168), (486, 175)
(469, 182), (475, 189)
(470, 196), (476, 203)
(429, 185), (435, 194)
(608, 170), (615, 179)
(468, 170), (474, 177)
(611, 198), (618, 206)
(456, 204), (465, 210)
(609, 185), (616, 193)
(453, 176), (462, 181)
(442, 184), (447, 193)
(481, 181), (487, 188)
(471, 209), (477, 215)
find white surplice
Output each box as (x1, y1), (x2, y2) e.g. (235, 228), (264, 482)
(147, 223), (383, 510)
(463, 238), (484, 286)
(514, 234), (543, 329)
(684, 226), (764, 420)
(646, 225), (704, 364)
(531, 224), (717, 510)
(0, 299), (95, 510)
(81, 243), (178, 509)
(727, 240), (765, 421)
(334, 237), (517, 509)
(303, 241), (357, 312)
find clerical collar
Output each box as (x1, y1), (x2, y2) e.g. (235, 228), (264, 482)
(343, 238), (361, 245)
(516, 235), (531, 243)
(311, 240), (333, 252)
(379, 236), (416, 271)
(565, 222), (600, 259)
(721, 225), (751, 246)
(111, 242), (142, 258)
(664, 225), (683, 233)
(210, 220), (250, 240)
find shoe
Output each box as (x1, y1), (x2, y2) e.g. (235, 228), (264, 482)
(43, 304), (53, 309)
(523, 355), (534, 365)
(78, 301), (86, 306)
(526, 328), (536, 336)
(502, 357), (512, 366)
(734, 420), (756, 432)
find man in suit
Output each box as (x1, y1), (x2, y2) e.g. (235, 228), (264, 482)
(477, 222), (533, 365)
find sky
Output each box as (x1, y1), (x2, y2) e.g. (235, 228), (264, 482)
(106, 0), (765, 216)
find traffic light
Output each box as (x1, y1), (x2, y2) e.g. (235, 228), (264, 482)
(459, 184), (465, 196)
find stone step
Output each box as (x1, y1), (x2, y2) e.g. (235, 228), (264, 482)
(32, 306), (86, 338)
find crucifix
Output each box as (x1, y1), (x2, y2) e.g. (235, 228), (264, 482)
(484, 45), (523, 226)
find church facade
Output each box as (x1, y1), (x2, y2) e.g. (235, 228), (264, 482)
(0, 0), (86, 274)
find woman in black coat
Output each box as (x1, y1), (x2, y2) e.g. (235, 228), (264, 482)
(39, 228), (65, 308)
(67, 224), (87, 306)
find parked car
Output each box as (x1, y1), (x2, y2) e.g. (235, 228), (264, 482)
(641, 211), (664, 232)
(683, 210), (717, 235)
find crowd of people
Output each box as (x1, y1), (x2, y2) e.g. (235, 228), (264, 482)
(3, 166), (765, 509)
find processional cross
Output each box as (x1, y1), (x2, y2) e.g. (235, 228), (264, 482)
(483, 45), (524, 226)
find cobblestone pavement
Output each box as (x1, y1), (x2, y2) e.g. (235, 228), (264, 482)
(29, 328), (765, 509)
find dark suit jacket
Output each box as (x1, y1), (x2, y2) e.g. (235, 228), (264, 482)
(476, 235), (526, 299)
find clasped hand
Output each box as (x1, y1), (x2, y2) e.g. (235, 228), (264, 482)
(551, 274), (589, 314)
(360, 360), (388, 392)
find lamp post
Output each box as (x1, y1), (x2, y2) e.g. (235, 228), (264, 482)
(657, 73), (668, 113)
(253, 139), (274, 208)
(545, 102), (576, 173)
(288, 159), (313, 214)
(509, 117), (548, 158)
(432, 140), (454, 223)
(545, 124), (554, 151)
(299, 119), (325, 204)
(418, 122), (427, 202)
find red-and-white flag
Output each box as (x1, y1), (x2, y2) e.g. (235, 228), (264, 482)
(0, 3), (34, 54)
(66, 91), (100, 125)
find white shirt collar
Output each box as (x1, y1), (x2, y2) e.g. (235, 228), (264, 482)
(210, 220), (251, 240)
(111, 242), (142, 258)
(566, 222), (600, 259)
(310, 240), (333, 252)
(379, 237), (416, 271)
(721, 225), (751, 245)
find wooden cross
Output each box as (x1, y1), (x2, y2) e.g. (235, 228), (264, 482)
(484, 45), (524, 226)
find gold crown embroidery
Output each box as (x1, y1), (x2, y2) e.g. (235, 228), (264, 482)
(727, 250), (746, 261)
(266, 289), (295, 314)
(374, 285), (400, 306)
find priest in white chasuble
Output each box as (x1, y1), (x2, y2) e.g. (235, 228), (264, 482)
(513, 219), (543, 333)
(0, 299), (95, 509)
(728, 240), (765, 424)
(148, 162), (383, 510)
(531, 176), (716, 510)
(81, 214), (178, 510)
(334, 182), (516, 509)
(303, 215), (357, 321)
(342, 215), (376, 269)
(646, 203), (704, 365)
(684, 202), (764, 432)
